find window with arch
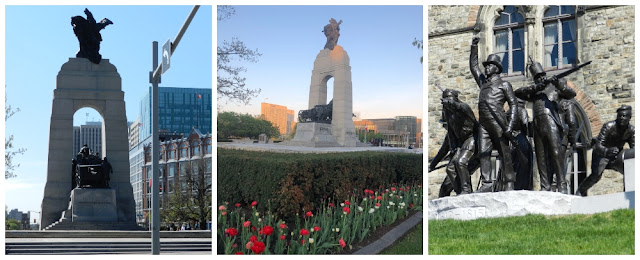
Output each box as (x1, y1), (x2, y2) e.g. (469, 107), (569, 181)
(543, 5), (577, 69)
(192, 140), (200, 156)
(180, 142), (187, 158)
(493, 6), (525, 76)
(205, 138), (212, 154)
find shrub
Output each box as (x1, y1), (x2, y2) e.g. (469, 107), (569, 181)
(217, 148), (422, 218)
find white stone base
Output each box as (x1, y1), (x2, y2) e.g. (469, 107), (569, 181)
(428, 190), (635, 220)
(624, 158), (634, 191)
(290, 122), (339, 147)
(70, 188), (117, 222)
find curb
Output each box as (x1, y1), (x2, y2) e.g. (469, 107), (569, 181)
(352, 211), (423, 254)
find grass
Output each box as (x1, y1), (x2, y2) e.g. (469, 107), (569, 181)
(380, 223), (423, 254)
(429, 209), (635, 254)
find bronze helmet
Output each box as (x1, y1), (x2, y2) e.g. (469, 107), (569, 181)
(482, 54), (503, 74)
(529, 61), (546, 79)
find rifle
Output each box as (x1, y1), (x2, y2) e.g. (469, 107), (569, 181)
(436, 84), (444, 92)
(428, 163), (448, 173)
(536, 61), (592, 88)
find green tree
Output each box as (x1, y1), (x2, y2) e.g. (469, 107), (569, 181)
(217, 111), (280, 140)
(217, 6), (262, 105)
(358, 131), (385, 143)
(5, 92), (26, 179)
(6, 219), (21, 230)
(162, 158), (212, 230)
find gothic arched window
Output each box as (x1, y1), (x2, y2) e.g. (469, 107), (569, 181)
(543, 6), (577, 69)
(493, 6), (525, 76)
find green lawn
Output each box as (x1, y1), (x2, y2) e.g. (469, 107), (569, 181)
(429, 209), (635, 254)
(380, 223), (423, 254)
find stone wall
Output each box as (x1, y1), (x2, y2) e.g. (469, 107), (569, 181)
(427, 5), (634, 200)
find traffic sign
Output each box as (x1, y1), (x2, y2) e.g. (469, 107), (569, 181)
(162, 39), (171, 74)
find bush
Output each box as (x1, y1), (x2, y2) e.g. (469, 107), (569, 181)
(217, 148), (422, 218)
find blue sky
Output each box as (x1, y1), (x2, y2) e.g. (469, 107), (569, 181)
(217, 5), (423, 120)
(2, 5), (212, 219)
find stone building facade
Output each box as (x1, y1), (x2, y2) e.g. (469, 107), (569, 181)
(428, 5), (634, 199)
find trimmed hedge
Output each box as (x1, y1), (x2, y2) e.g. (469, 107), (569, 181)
(217, 148), (423, 218)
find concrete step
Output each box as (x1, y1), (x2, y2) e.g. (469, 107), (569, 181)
(45, 221), (145, 231)
(5, 241), (211, 255)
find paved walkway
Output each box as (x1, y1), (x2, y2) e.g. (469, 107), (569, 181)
(353, 211), (423, 254)
(218, 142), (423, 154)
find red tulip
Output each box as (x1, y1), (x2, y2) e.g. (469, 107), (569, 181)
(260, 225), (274, 236)
(339, 238), (346, 248)
(251, 241), (265, 254)
(225, 227), (238, 236)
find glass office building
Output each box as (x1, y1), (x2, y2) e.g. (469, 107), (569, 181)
(139, 87), (212, 141)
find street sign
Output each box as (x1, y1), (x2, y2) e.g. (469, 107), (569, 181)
(162, 39), (171, 74)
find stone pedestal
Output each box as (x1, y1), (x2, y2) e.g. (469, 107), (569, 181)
(307, 45), (358, 147)
(40, 58), (136, 229)
(290, 122), (339, 147)
(429, 190), (635, 221)
(624, 158), (634, 191)
(70, 188), (117, 222)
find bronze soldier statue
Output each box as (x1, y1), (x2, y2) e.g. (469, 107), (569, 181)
(577, 105), (634, 196)
(429, 89), (480, 195)
(514, 61), (576, 194)
(470, 36), (518, 192)
(509, 98), (534, 190)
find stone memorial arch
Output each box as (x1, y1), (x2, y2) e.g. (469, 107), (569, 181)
(291, 18), (358, 147)
(307, 45), (358, 147)
(40, 58), (135, 229)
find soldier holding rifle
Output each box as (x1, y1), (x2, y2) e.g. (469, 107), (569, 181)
(514, 59), (588, 193)
(429, 88), (480, 195)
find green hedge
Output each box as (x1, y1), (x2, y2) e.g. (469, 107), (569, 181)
(217, 148), (423, 218)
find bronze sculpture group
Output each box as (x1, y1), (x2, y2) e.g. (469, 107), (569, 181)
(430, 36), (634, 197)
(72, 144), (112, 189)
(71, 8), (113, 64)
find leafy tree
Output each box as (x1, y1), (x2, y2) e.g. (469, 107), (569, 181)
(5, 92), (26, 179)
(162, 158), (212, 230)
(6, 218), (21, 230)
(217, 6), (262, 105)
(358, 131), (385, 143)
(412, 38), (423, 64)
(217, 111), (280, 140)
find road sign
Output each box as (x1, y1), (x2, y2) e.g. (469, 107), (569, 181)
(162, 39), (171, 74)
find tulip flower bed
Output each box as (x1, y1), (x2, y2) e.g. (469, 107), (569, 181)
(218, 148), (422, 218)
(218, 183), (423, 254)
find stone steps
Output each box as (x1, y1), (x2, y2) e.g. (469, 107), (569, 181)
(45, 220), (144, 231)
(5, 241), (211, 255)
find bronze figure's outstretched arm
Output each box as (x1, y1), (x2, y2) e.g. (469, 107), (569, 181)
(470, 37), (484, 88)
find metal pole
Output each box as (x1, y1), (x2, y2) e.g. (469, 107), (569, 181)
(152, 5), (200, 80)
(151, 41), (160, 255)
